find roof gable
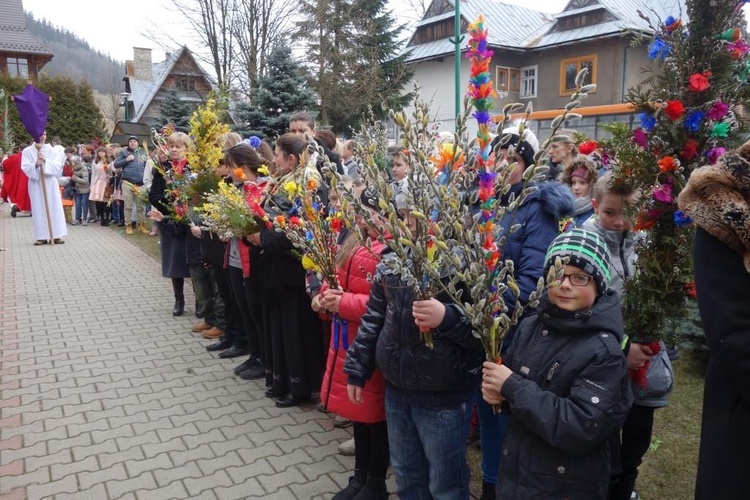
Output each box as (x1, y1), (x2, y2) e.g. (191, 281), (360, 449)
(0, 1), (53, 57)
(129, 46), (214, 122)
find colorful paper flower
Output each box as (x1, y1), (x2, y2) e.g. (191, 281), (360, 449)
(684, 110), (706, 133)
(716, 28), (741, 41)
(632, 128), (649, 149)
(664, 16), (682, 33)
(634, 214), (656, 231)
(674, 210), (693, 227)
(307, 178), (319, 191)
(638, 113), (656, 132)
(664, 100), (685, 120)
(707, 147), (727, 164)
(578, 140), (599, 155)
(258, 164), (270, 176)
(653, 183), (673, 203)
(658, 156), (679, 173)
(728, 39), (750, 59)
(648, 37), (672, 59)
(711, 122), (730, 138)
(681, 139), (700, 160)
(707, 101), (730, 121)
(689, 72), (710, 92)
(283, 181), (299, 197)
(233, 168), (247, 181)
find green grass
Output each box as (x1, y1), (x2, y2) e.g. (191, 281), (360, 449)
(467, 352), (705, 498)
(109, 221), (162, 261)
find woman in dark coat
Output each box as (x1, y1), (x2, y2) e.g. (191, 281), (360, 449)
(247, 133), (324, 408)
(148, 132), (192, 316)
(678, 141), (750, 500)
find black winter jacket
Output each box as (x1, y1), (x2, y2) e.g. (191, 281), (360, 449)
(344, 254), (483, 406)
(498, 291), (632, 500)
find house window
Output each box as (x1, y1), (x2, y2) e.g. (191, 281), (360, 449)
(520, 65), (537, 98)
(560, 54), (597, 95)
(175, 79), (195, 92)
(412, 18), (459, 44)
(7, 57), (29, 78)
(496, 67), (521, 92)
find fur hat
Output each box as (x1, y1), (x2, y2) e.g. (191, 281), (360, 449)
(561, 155), (599, 186)
(544, 229), (612, 295)
(678, 140), (750, 271)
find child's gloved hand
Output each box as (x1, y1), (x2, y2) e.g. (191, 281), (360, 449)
(412, 298), (445, 329)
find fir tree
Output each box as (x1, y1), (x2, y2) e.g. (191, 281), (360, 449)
(296, 0), (413, 134)
(233, 45), (317, 140)
(158, 91), (193, 132)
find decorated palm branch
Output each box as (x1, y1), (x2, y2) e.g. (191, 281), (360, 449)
(198, 180), (264, 239)
(272, 152), (343, 290)
(597, 3), (750, 345)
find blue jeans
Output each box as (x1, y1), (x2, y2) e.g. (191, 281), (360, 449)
(75, 193), (89, 221)
(476, 390), (509, 484)
(385, 387), (472, 500)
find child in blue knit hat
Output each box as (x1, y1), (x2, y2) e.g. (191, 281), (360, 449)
(482, 229), (633, 499)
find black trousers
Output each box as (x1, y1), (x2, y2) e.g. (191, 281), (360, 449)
(228, 266), (261, 357)
(608, 404), (656, 500)
(213, 266), (245, 348)
(353, 421), (390, 479)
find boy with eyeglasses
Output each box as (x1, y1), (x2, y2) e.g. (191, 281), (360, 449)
(482, 229), (633, 499)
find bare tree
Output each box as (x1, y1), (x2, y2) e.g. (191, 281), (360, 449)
(101, 62), (124, 127)
(232, 0), (295, 100)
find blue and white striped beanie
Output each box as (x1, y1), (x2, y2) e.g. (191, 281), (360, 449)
(544, 229), (612, 295)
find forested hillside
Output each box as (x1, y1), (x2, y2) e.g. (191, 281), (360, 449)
(25, 13), (124, 95)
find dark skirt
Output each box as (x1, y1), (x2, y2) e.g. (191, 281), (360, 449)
(159, 223), (190, 278)
(262, 286), (324, 399)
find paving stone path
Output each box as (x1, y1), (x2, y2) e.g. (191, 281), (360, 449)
(0, 206), (396, 499)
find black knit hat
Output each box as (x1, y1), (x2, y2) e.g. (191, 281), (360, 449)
(127, 135), (139, 143)
(500, 134), (536, 168)
(360, 186), (381, 212)
(544, 229), (612, 295)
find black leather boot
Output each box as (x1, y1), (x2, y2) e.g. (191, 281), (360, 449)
(172, 278), (184, 316)
(332, 470), (367, 500)
(480, 480), (496, 500)
(351, 476), (388, 500)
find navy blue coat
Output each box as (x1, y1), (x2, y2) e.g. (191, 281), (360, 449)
(498, 181), (574, 326)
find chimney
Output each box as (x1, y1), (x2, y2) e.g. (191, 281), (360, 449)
(133, 47), (153, 81)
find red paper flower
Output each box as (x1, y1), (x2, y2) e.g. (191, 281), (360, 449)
(681, 139), (699, 160)
(634, 214), (656, 231)
(685, 281), (697, 299)
(578, 140), (599, 155)
(664, 100), (685, 120)
(658, 156), (679, 172)
(689, 72), (711, 92)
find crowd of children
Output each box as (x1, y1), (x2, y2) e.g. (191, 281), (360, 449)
(2, 116), (680, 500)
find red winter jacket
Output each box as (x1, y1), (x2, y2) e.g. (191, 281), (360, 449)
(320, 241), (387, 423)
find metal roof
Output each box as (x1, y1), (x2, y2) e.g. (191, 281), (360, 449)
(0, 0), (53, 57)
(405, 0), (550, 62)
(404, 0), (684, 62)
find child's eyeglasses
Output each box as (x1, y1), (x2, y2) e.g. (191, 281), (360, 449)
(561, 274), (594, 287)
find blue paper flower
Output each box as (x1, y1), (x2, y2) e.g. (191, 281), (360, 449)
(674, 210), (692, 227)
(684, 110), (706, 133)
(243, 135), (262, 149)
(638, 113), (656, 132)
(648, 37), (671, 59)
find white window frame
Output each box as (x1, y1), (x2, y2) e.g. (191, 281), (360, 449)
(520, 65), (537, 99)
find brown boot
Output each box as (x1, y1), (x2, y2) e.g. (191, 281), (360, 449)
(191, 322), (213, 333)
(125, 222), (134, 235)
(137, 222), (150, 234)
(202, 327), (224, 339)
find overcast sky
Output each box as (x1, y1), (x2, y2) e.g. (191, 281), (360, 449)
(23, 0), (569, 62)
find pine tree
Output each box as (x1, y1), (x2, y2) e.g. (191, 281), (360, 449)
(296, 0), (413, 134)
(233, 45), (317, 140)
(158, 91), (193, 132)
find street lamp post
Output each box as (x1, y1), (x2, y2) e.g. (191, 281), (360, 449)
(449, 0), (465, 132)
